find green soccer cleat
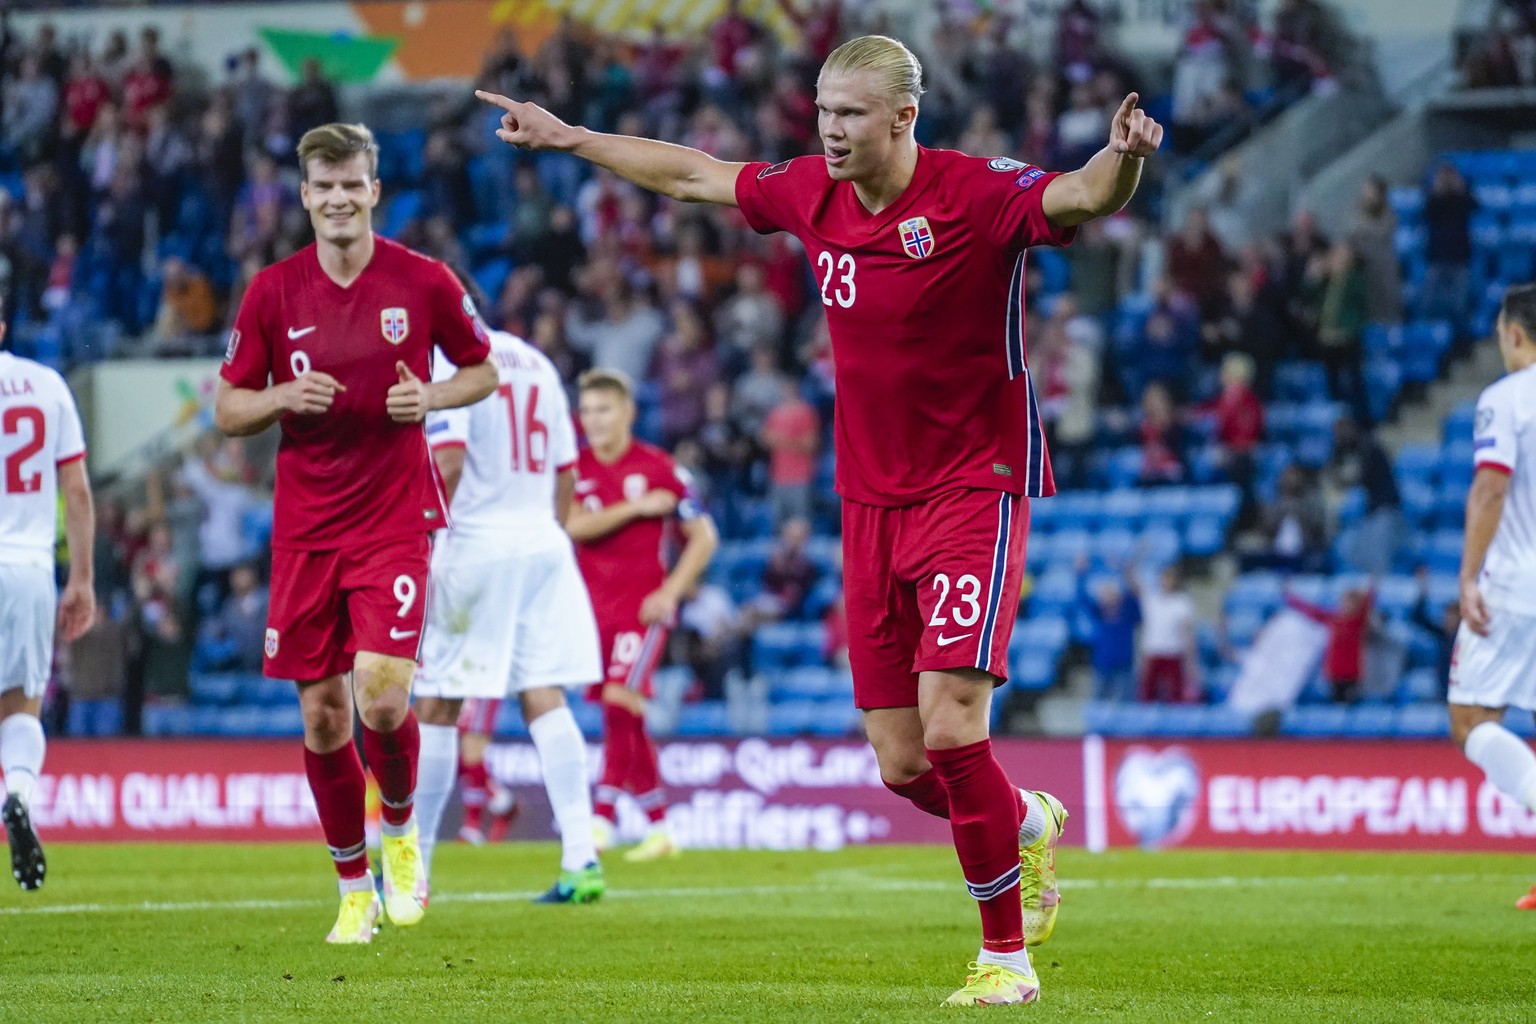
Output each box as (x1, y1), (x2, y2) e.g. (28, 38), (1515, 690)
(1020, 790), (1068, 946)
(941, 962), (1040, 1007)
(533, 862), (606, 904)
(623, 828), (680, 862)
(381, 823), (428, 927)
(325, 889), (382, 944)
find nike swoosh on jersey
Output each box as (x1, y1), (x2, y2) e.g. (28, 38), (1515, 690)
(389, 628), (418, 640)
(935, 633), (974, 647)
(287, 326), (317, 339)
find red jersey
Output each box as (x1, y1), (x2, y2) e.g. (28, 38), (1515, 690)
(574, 441), (701, 620)
(220, 236), (492, 550)
(734, 147), (1076, 507)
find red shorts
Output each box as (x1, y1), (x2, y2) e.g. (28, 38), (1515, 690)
(585, 619), (669, 701)
(843, 489), (1028, 710)
(264, 533), (432, 681)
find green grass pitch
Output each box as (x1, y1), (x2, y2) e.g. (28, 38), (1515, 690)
(4, 843), (1535, 1022)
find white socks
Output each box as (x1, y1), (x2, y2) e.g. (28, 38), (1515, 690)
(415, 723), (461, 874)
(1464, 721), (1536, 810)
(1, 713), (46, 807)
(529, 705), (599, 872)
(977, 947), (1035, 977)
(1017, 789), (1047, 846)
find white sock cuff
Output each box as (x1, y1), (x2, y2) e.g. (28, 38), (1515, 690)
(419, 722), (460, 754)
(1, 713), (46, 805)
(1464, 720), (1505, 761)
(528, 704), (581, 748)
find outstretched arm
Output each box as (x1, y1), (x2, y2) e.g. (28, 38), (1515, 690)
(477, 91), (746, 205)
(1043, 93), (1163, 228)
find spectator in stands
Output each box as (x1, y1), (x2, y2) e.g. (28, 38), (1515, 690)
(1272, 0), (1331, 91)
(653, 299), (720, 447)
(144, 102), (193, 231)
(697, 382), (757, 522)
(196, 563), (268, 673)
(1134, 563), (1200, 704)
(138, 588), (192, 703)
(1056, 0), (1104, 81)
(66, 605), (134, 737)
(1411, 567), (1458, 690)
(716, 261), (785, 373)
(1171, 0), (1239, 150)
(1285, 582), (1375, 703)
(287, 57), (338, 138)
(151, 257), (218, 352)
(1327, 416), (1403, 575)
(228, 47), (274, 142)
(1167, 207), (1228, 317)
(1035, 311), (1099, 489)
(1138, 279), (1201, 395)
(655, 221), (734, 306)
(180, 438), (259, 613)
(1313, 241), (1369, 423)
(420, 130), (474, 229)
(535, 206), (586, 294)
(230, 153), (292, 264)
(1076, 557), (1141, 702)
(731, 342), (786, 436)
(757, 517), (818, 621)
(677, 579), (742, 701)
(565, 269), (665, 383)
(1202, 270), (1284, 397)
(508, 162), (555, 260)
(1348, 175), (1403, 326)
(1056, 82), (1111, 168)
(3, 55), (58, 166)
(122, 28), (173, 131)
(1138, 382), (1189, 487)
(1203, 353), (1264, 513)
(63, 51), (111, 136)
(1420, 164), (1477, 325)
(1020, 91), (1059, 171)
(1245, 464), (1329, 572)
(762, 378), (819, 526)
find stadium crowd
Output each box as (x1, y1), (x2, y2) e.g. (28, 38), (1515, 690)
(0, 1), (1468, 735)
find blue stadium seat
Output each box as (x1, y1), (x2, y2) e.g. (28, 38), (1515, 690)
(1504, 708), (1536, 738)
(754, 622), (811, 671)
(771, 666), (837, 701)
(1424, 530), (1463, 574)
(1082, 701), (1161, 737)
(380, 189), (423, 238)
(1395, 667), (1442, 705)
(571, 701), (603, 738)
(1202, 704), (1252, 737)
(1282, 705), (1349, 737)
(1395, 443), (1441, 488)
(189, 673), (242, 706)
(1443, 401), (1477, 443)
(493, 702), (532, 738)
(669, 702), (729, 737)
(1395, 703), (1449, 738)
(1224, 609), (1265, 648)
(809, 699), (861, 736)
(766, 700), (818, 736)
(1099, 489), (1146, 530)
(1184, 516), (1226, 558)
(1095, 528), (1138, 567)
(1343, 705), (1396, 738)
(1226, 573), (1283, 616)
(1142, 704), (1208, 737)
(472, 257), (512, 303)
(1374, 574), (1420, 619)
(67, 700), (124, 737)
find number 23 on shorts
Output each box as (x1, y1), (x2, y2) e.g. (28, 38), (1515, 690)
(924, 572), (985, 648)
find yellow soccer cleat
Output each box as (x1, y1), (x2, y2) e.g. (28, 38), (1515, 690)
(592, 817), (616, 855)
(941, 962), (1040, 1007)
(1020, 790), (1068, 946)
(325, 888), (382, 945)
(381, 824), (428, 927)
(622, 828), (680, 862)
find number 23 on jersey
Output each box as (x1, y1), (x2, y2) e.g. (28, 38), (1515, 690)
(817, 251), (856, 309)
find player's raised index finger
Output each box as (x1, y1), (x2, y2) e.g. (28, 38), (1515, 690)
(1117, 92), (1140, 118)
(474, 89), (518, 112)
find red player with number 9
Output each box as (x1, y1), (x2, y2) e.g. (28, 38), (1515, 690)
(215, 123), (496, 944)
(478, 32), (1162, 1005)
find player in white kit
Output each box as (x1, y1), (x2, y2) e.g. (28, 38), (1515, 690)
(413, 286), (606, 904)
(1448, 284), (1536, 909)
(0, 322), (96, 891)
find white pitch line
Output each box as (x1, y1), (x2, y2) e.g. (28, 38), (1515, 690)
(1, 871), (1528, 919)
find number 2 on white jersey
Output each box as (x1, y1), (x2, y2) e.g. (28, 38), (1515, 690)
(2, 406), (46, 494)
(817, 251), (856, 308)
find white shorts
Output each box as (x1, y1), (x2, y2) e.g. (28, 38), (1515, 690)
(1448, 606), (1536, 711)
(415, 542), (602, 701)
(0, 564), (56, 700)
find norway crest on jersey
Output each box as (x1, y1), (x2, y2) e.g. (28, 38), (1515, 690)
(898, 216), (935, 260)
(380, 307), (410, 345)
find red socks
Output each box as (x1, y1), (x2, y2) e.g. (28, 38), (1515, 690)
(886, 768), (951, 819)
(304, 743), (369, 879)
(460, 758), (489, 832)
(362, 710), (420, 828)
(927, 739), (1025, 954)
(596, 702), (668, 824)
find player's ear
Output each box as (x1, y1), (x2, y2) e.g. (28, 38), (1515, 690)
(891, 100), (917, 138)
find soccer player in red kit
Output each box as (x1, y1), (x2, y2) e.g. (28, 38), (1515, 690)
(214, 124), (497, 943)
(568, 370), (718, 862)
(479, 33), (1161, 1004)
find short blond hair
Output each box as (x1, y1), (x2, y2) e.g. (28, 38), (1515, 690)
(296, 123), (379, 180)
(578, 368), (634, 402)
(820, 35), (925, 107)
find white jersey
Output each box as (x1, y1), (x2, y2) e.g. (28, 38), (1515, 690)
(427, 330), (577, 558)
(1472, 362), (1536, 615)
(0, 352), (86, 570)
